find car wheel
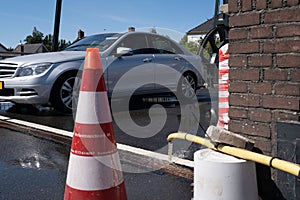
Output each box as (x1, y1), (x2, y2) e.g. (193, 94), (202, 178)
(50, 71), (76, 113)
(177, 73), (196, 99)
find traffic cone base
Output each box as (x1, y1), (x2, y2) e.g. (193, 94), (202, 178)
(65, 182), (127, 200)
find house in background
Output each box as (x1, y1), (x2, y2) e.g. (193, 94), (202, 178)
(186, 14), (224, 43)
(0, 43), (48, 59)
(14, 43), (48, 55)
(0, 43), (16, 59)
(0, 43), (9, 59)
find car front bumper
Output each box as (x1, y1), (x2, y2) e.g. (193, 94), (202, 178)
(0, 78), (52, 105)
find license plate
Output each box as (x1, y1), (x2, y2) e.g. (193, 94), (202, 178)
(0, 81), (3, 90)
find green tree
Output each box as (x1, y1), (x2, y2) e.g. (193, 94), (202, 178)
(24, 27), (71, 51)
(58, 39), (71, 51)
(180, 34), (200, 55)
(43, 34), (53, 51)
(24, 27), (44, 44)
(150, 27), (157, 34)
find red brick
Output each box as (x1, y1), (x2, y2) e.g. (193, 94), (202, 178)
(228, 0), (240, 13)
(229, 81), (248, 93)
(264, 69), (288, 81)
(249, 108), (272, 122)
(229, 107), (248, 119)
(230, 69), (260, 81)
(229, 41), (260, 54)
(242, 0), (253, 11)
(228, 81), (248, 93)
(230, 94), (260, 107)
(265, 8), (300, 24)
(229, 120), (271, 138)
(291, 70), (300, 81)
(274, 83), (300, 96)
(277, 24), (300, 38)
(262, 96), (299, 110)
(229, 13), (260, 27)
(256, 0), (267, 10)
(249, 82), (272, 94)
(252, 137), (272, 153)
(250, 26), (273, 39)
(229, 55), (248, 67)
(229, 29), (248, 40)
(264, 40), (300, 53)
(277, 54), (300, 68)
(272, 110), (300, 121)
(249, 55), (272, 67)
(286, 0), (299, 6)
(271, 0), (283, 8)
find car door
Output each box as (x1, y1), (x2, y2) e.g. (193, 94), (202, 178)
(106, 33), (155, 97)
(147, 34), (188, 93)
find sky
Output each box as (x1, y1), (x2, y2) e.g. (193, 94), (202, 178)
(0, 0), (215, 48)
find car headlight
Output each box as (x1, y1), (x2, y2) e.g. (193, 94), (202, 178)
(18, 63), (52, 77)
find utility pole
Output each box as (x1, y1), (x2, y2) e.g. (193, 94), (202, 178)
(52, 0), (62, 51)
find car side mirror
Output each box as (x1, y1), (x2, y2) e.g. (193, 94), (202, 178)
(114, 47), (133, 57)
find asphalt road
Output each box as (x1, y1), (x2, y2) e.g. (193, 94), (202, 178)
(0, 128), (194, 200)
(0, 89), (217, 159)
(0, 90), (217, 199)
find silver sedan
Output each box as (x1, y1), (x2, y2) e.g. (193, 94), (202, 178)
(0, 31), (206, 113)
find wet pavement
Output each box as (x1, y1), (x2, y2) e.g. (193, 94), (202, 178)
(0, 89), (217, 199)
(0, 89), (217, 159)
(0, 128), (193, 200)
(0, 129), (69, 200)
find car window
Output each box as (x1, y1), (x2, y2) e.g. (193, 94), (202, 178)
(112, 33), (149, 55)
(65, 33), (121, 51)
(148, 35), (184, 55)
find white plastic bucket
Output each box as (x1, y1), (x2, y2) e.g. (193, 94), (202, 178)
(194, 149), (259, 200)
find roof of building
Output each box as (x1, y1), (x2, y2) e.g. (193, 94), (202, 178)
(187, 14), (224, 35)
(0, 43), (8, 51)
(14, 43), (48, 53)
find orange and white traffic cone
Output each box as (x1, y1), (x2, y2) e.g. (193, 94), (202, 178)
(217, 43), (230, 130)
(64, 48), (127, 200)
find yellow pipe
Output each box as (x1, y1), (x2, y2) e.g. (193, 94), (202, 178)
(167, 132), (300, 177)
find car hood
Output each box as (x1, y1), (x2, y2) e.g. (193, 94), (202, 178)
(0, 51), (86, 66)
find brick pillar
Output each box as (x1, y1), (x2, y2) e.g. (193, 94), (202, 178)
(228, 1), (300, 199)
(228, 0), (299, 154)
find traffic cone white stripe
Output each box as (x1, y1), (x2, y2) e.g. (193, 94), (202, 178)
(66, 153), (123, 191)
(75, 91), (112, 124)
(74, 132), (107, 139)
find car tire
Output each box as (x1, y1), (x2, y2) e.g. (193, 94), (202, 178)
(50, 71), (77, 113)
(177, 73), (197, 100)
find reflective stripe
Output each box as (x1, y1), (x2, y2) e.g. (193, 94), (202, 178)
(76, 91), (112, 124)
(66, 153), (123, 191)
(219, 91), (229, 98)
(219, 101), (229, 108)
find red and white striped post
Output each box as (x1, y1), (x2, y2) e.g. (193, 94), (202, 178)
(217, 43), (230, 130)
(64, 48), (127, 200)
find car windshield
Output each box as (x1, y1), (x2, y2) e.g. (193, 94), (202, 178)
(64, 33), (123, 52)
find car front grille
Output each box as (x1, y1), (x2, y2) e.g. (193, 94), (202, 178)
(0, 62), (18, 78)
(0, 88), (14, 96)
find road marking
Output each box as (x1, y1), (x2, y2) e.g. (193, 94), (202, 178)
(6, 118), (73, 137)
(0, 115), (194, 174)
